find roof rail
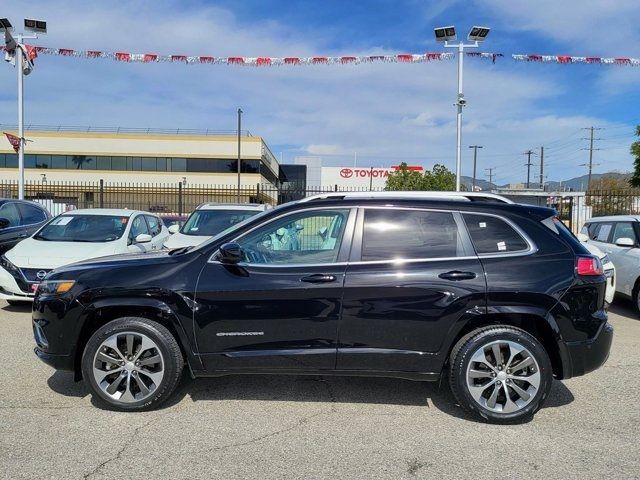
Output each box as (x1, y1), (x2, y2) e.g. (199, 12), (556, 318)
(298, 191), (514, 204)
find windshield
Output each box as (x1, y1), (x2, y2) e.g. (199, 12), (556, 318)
(181, 209), (261, 236)
(34, 215), (130, 242)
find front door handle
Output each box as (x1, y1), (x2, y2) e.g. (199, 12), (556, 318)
(301, 274), (336, 284)
(438, 271), (477, 281)
(18, 233), (28, 238)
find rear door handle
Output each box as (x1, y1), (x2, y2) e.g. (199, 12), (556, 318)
(18, 233), (28, 238)
(438, 271), (477, 281)
(301, 274), (337, 283)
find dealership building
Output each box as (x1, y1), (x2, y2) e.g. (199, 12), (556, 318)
(0, 125), (280, 187)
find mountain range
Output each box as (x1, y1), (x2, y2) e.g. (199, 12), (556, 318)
(461, 172), (632, 192)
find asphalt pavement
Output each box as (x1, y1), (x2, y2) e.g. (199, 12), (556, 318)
(1, 300), (638, 480)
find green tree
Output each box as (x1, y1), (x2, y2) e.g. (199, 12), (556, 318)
(385, 163), (425, 190)
(630, 126), (640, 188)
(385, 162), (456, 191)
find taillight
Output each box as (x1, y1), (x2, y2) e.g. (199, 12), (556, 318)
(576, 256), (604, 276)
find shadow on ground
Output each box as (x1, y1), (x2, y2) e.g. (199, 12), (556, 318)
(608, 298), (638, 319)
(1, 302), (32, 313)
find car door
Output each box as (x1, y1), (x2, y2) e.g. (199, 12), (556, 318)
(606, 222), (640, 296)
(16, 202), (49, 237)
(337, 207), (486, 373)
(194, 207), (356, 371)
(0, 202), (27, 253)
(144, 214), (164, 251)
(127, 214), (152, 253)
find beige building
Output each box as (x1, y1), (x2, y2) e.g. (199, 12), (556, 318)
(0, 125), (279, 187)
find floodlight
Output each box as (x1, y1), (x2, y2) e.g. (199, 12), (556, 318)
(24, 18), (46, 34)
(434, 26), (456, 42)
(468, 26), (490, 42)
(0, 18), (13, 32)
(4, 29), (16, 52)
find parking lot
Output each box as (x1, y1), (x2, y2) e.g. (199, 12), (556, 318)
(0, 300), (638, 480)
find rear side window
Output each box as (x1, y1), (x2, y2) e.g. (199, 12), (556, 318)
(362, 209), (463, 261)
(463, 214), (528, 254)
(17, 203), (46, 225)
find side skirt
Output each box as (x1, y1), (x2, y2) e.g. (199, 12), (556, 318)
(191, 368), (440, 382)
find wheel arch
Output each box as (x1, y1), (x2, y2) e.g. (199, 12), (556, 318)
(444, 310), (568, 379)
(73, 297), (200, 380)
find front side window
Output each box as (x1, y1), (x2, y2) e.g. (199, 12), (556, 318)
(17, 203), (46, 225)
(145, 215), (162, 236)
(236, 209), (350, 265)
(591, 223), (613, 242)
(182, 209), (261, 237)
(612, 222), (636, 244)
(0, 203), (21, 228)
(34, 215), (129, 242)
(129, 215), (150, 240)
(463, 213), (529, 254)
(362, 209), (462, 261)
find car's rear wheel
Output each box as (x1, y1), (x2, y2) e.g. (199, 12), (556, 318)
(449, 326), (553, 424)
(81, 317), (184, 411)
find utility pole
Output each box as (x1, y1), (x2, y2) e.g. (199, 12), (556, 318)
(468, 145), (483, 191)
(523, 150), (536, 189)
(539, 146), (544, 190)
(485, 167), (495, 186)
(581, 126), (602, 191)
(237, 108), (242, 203)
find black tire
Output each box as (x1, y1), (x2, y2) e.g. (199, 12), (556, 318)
(448, 325), (553, 424)
(81, 317), (184, 411)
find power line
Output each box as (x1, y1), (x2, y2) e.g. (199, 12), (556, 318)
(581, 126), (603, 190)
(523, 150), (537, 189)
(485, 167), (496, 185)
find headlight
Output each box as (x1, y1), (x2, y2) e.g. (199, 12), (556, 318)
(0, 255), (20, 275)
(36, 280), (75, 295)
(601, 255), (610, 265)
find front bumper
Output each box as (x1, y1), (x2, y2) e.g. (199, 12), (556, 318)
(563, 322), (613, 379)
(34, 346), (75, 371)
(0, 266), (35, 301)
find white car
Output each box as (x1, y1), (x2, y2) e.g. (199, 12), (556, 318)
(164, 203), (271, 249)
(577, 232), (616, 305)
(580, 216), (640, 310)
(0, 209), (168, 303)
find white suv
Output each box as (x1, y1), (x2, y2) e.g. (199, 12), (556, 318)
(164, 203), (271, 249)
(581, 215), (640, 309)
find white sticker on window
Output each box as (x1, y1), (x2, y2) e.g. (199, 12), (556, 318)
(52, 216), (73, 225)
(479, 222), (487, 228)
(497, 241), (507, 251)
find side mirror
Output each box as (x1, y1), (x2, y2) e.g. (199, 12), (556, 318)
(219, 242), (242, 264)
(168, 224), (180, 234)
(615, 237), (635, 247)
(0, 218), (10, 229)
(577, 233), (589, 242)
(135, 233), (152, 244)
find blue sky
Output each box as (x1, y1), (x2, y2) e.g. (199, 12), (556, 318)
(1, 0), (639, 185)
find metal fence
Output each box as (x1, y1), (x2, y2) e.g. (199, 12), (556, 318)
(0, 180), (384, 217)
(2, 180), (639, 229)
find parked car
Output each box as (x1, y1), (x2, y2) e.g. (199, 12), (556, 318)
(0, 199), (51, 253)
(0, 209), (168, 304)
(577, 233), (616, 305)
(581, 215), (640, 311)
(159, 214), (188, 230)
(163, 203), (272, 249)
(33, 192), (612, 423)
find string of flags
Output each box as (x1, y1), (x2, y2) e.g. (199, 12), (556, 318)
(2, 44), (639, 67)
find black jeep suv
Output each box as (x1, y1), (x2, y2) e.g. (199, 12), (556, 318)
(32, 192), (612, 423)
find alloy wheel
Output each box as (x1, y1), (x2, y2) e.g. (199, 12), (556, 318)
(92, 331), (165, 403)
(465, 340), (541, 414)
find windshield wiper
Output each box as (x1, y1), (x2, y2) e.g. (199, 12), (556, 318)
(168, 246), (194, 255)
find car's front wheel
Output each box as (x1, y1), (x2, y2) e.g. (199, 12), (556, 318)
(81, 317), (184, 411)
(448, 326), (553, 424)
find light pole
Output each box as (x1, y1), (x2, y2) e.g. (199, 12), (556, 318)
(435, 26), (490, 192)
(237, 108), (242, 203)
(468, 145), (483, 191)
(1, 18), (46, 200)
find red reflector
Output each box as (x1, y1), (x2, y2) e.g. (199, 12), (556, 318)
(576, 256), (603, 276)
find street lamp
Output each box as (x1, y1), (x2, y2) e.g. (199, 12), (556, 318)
(435, 25), (490, 191)
(1, 17), (47, 200)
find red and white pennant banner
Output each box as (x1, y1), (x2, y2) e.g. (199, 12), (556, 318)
(513, 54), (640, 66)
(0, 45), (457, 65)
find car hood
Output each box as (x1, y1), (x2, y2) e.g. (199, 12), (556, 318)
(5, 238), (120, 269)
(164, 232), (209, 249)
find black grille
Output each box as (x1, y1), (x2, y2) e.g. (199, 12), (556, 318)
(20, 268), (51, 282)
